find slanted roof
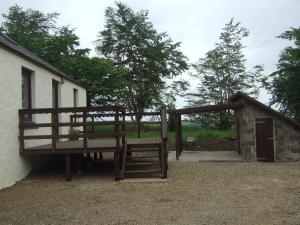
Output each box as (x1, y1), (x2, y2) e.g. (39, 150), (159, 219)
(229, 91), (300, 130)
(0, 33), (85, 89)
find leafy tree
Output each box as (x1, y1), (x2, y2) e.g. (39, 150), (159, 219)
(96, 2), (188, 117)
(262, 27), (300, 122)
(1, 5), (128, 105)
(189, 18), (263, 129)
(0, 5), (90, 76)
(71, 57), (129, 106)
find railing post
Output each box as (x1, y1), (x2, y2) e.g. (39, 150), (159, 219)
(161, 108), (168, 178)
(178, 114), (182, 155)
(70, 115), (73, 130)
(121, 111), (125, 145)
(51, 111), (56, 152)
(83, 111), (87, 151)
(19, 111), (24, 154)
(137, 115), (141, 138)
(161, 108), (168, 140)
(91, 116), (95, 139)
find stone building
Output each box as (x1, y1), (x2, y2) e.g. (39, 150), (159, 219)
(230, 92), (300, 161)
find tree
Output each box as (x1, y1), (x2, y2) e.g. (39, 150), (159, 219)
(262, 27), (300, 122)
(71, 56), (129, 106)
(0, 5), (90, 76)
(1, 5), (128, 105)
(96, 2), (188, 117)
(188, 18), (263, 129)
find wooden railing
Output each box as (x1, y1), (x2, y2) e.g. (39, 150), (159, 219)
(19, 107), (168, 154)
(69, 109), (168, 139)
(19, 106), (126, 154)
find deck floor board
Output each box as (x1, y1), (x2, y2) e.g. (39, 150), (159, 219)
(26, 138), (162, 154)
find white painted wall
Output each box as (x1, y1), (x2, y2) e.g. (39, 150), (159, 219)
(0, 47), (87, 189)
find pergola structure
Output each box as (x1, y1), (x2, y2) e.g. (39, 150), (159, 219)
(169, 102), (245, 160)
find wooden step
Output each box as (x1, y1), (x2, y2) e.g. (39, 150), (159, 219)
(126, 162), (160, 166)
(126, 156), (158, 159)
(124, 169), (161, 174)
(127, 148), (159, 152)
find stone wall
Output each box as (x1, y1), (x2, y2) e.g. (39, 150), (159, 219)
(239, 103), (300, 161)
(274, 118), (300, 161)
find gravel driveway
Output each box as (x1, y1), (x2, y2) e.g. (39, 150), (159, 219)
(0, 161), (299, 225)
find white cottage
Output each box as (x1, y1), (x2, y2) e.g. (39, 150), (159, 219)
(0, 33), (87, 189)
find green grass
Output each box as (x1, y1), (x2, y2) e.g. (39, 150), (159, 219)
(89, 124), (235, 140)
(181, 126), (235, 140)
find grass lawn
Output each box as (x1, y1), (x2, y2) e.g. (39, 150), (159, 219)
(90, 124), (235, 141)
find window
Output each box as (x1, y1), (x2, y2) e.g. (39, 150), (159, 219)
(52, 80), (59, 108)
(73, 88), (78, 107)
(22, 68), (32, 121)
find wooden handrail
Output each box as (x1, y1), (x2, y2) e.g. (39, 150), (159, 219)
(21, 121), (125, 128)
(19, 106), (125, 114)
(18, 106), (167, 156)
(23, 132), (126, 140)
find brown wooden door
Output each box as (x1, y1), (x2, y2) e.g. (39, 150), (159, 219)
(52, 80), (59, 137)
(255, 118), (274, 162)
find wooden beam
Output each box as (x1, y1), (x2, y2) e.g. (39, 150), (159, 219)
(175, 114), (180, 160)
(19, 105), (125, 115)
(169, 102), (244, 115)
(178, 114), (182, 155)
(114, 110), (120, 181)
(161, 108), (168, 139)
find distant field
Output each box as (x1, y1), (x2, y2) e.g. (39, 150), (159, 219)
(90, 124), (235, 141)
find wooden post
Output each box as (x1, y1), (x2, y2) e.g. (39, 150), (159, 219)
(175, 114), (179, 160)
(114, 110), (120, 181)
(137, 116), (141, 138)
(161, 108), (168, 139)
(77, 154), (82, 175)
(91, 117), (95, 139)
(121, 141), (127, 180)
(70, 115), (74, 130)
(121, 111), (126, 145)
(19, 112), (24, 154)
(94, 152), (98, 161)
(65, 154), (72, 181)
(83, 112), (87, 151)
(235, 109), (241, 154)
(51, 111), (56, 152)
(178, 114), (182, 155)
(161, 108), (168, 177)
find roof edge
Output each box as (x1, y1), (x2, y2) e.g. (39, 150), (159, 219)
(230, 91), (300, 130)
(0, 36), (86, 90)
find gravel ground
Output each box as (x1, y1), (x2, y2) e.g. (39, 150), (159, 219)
(0, 160), (299, 225)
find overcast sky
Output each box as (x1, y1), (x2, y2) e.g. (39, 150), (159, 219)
(1, 0), (299, 107)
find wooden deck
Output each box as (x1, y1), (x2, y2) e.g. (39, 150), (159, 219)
(19, 106), (168, 180)
(25, 138), (162, 154)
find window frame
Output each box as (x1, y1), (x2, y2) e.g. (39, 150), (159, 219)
(73, 88), (78, 107)
(22, 67), (33, 121)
